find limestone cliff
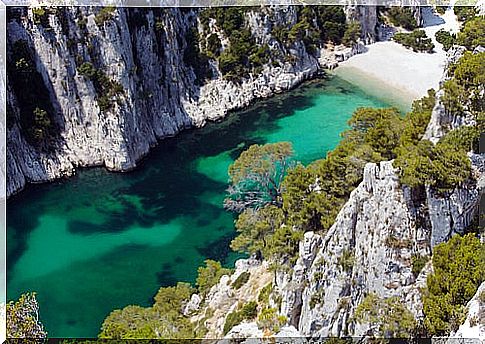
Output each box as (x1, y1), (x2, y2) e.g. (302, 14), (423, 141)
(274, 45), (484, 338)
(6, 5), (376, 197)
(198, 45), (484, 339)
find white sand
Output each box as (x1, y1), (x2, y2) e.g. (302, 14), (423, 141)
(333, 6), (460, 106)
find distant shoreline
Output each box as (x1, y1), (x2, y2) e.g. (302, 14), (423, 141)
(332, 6), (460, 112)
(331, 65), (415, 112)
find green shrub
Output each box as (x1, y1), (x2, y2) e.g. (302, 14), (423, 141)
(232, 271), (250, 290)
(411, 254), (429, 278)
(6, 293), (47, 338)
(258, 283), (273, 304)
(342, 21), (361, 47)
(385, 235), (413, 249)
(206, 33), (222, 57)
(196, 259), (232, 295)
(387, 7), (418, 30)
(183, 26), (212, 84)
(435, 29), (456, 51)
(223, 311), (243, 334)
(223, 301), (258, 334)
(99, 283), (196, 339)
(338, 249), (355, 272)
(94, 6), (116, 26)
(395, 137), (471, 193)
(423, 234), (484, 335)
(456, 17), (485, 51)
(454, 6), (477, 23)
(241, 301), (258, 319)
(77, 62), (124, 112)
(441, 79), (466, 115)
(256, 307), (287, 333)
(394, 30), (434, 53)
(32, 7), (50, 26)
(435, 6), (447, 15)
(8, 40), (56, 145)
(355, 294), (417, 338)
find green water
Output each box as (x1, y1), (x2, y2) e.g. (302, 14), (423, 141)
(7, 76), (401, 338)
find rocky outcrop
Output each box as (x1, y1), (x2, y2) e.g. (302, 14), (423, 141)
(446, 282), (485, 343)
(189, 258), (273, 339)
(424, 46), (470, 144)
(6, 5), (376, 197)
(275, 44), (484, 338)
(279, 161), (431, 337)
(345, 5), (378, 44)
(426, 158), (484, 248)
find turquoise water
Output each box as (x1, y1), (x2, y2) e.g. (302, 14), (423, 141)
(7, 76), (400, 337)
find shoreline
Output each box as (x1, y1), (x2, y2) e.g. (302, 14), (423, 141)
(330, 65), (415, 112)
(332, 7), (458, 112)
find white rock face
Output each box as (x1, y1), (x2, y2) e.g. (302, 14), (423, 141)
(276, 45), (485, 338)
(7, 5), (375, 197)
(447, 282), (485, 343)
(423, 46), (470, 144)
(190, 258), (273, 339)
(280, 161), (430, 337)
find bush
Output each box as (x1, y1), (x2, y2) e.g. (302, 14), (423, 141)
(435, 29), (456, 51)
(94, 6), (116, 26)
(206, 33), (222, 57)
(32, 7), (50, 26)
(232, 271), (250, 290)
(441, 79), (466, 115)
(77, 62), (124, 112)
(411, 254), (429, 278)
(394, 138), (471, 192)
(223, 311), (243, 334)
(456, 17), (485, 51)
(394, 30), (434, 53)
(196, 259), (232, 295)
(7, 293), (47, 338)
(454, 6), (477, 23)
(258, 283), (273, 304)
(435, 6), (447, 15)
(8, 40), (56, 145)
(387, 7), (418, 30)
(338, 249), (355, 272)
(257, 307), (287, 333)
(423, 234), (484, 336)
(183, 26), (212, 84)
(223, 301), (258, 334)
(315, 6), (347, 44)
(241, 301), (258, 319)
(355, 294), (417, 338)
(99, 283), (196, 339)
(342, 21), (361, 47)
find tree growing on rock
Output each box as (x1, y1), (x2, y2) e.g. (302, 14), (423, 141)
(6, 292), (47, 339)
(224, 142), (294, 213)
(354, 293), (417, 338)
(422, 233), (484, 336)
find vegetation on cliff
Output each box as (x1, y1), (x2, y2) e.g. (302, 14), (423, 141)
(393, 30), (435, 53)
(99, 282), (196, 339)
(423, 234), (484, 335)
(7, 40), (56, 146)
(355, 294), (417, 338)
(6, 293), (47, 338)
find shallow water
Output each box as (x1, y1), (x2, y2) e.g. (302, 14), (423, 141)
(7, 76), (399, 337)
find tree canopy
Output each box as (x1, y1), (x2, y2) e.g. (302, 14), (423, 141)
(224, 142), (294, 212)
(99, 283), (195, 339)
(423, 234), (484, 336)
(354, 294), (417, 338)
(6, 292), (47, 338)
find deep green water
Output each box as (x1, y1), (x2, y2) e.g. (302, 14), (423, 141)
(7, 76), (402, 337)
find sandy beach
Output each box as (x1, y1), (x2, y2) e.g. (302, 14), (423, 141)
(333, 6), (460, 107)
